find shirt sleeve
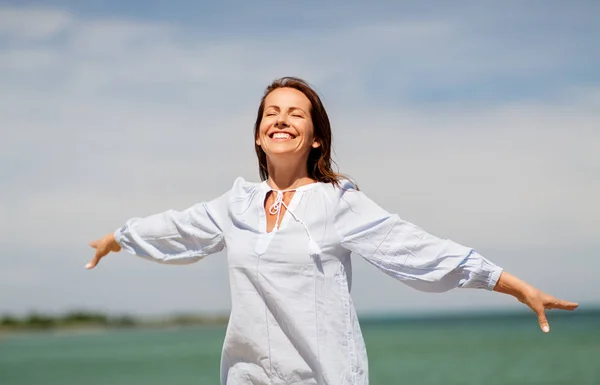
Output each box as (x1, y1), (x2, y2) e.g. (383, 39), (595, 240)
(333, 182), (503, 293)
(114, 190), (229, 265)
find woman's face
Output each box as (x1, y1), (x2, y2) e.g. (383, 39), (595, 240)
(256, 87), (320, 161)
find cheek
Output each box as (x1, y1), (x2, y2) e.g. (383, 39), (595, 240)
(302, 122), (315, 140)
(258, 120), (271, 135)
(256, 123), (268, 143)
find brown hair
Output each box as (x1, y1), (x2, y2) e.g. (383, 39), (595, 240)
(253, 77), (354, 188)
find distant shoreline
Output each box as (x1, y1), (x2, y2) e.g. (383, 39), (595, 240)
(2, 307), (597, 335)
(0, 311), (229, 334)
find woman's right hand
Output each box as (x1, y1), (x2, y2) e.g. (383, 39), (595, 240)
(86, 233), (121, 269)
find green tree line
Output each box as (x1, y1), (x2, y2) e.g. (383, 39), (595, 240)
(0, 311), (229, 330)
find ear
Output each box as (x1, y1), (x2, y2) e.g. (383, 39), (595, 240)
(256, 137), (261, 146)
(312, 139), (321, 148)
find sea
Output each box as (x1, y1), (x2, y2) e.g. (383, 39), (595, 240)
(1, 310), (598, 385)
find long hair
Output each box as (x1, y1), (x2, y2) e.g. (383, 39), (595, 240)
(253, 77), (354, 187)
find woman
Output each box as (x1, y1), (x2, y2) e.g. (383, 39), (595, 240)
(87, 77), (578, 385)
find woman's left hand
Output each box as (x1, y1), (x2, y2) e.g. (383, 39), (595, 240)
(494, 271), (579, 333)
(518, 286), (579, 333)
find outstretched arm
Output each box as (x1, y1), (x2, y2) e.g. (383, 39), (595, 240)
(333, 182), (578, 333)
(86, 189), (231, 268)
(493, 271), (578, 333)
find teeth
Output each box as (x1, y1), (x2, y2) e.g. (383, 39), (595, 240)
(273, 133), (292, 139)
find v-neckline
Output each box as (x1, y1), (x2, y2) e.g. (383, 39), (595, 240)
(262, 190), (300, 234)
(258, 181), (320, 235)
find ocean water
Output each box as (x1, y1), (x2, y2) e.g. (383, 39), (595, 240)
(1, 311), (598, 385)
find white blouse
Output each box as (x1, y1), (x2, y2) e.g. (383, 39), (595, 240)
(115, 177), (503, 385)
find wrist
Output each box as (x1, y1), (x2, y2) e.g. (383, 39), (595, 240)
(108, 233), (121, 252)
(494, 271), (533, 301)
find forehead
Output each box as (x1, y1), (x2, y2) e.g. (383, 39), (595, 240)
(264, 87), (311, 109)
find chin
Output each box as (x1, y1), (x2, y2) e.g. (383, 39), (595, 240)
(266, 150), (296, 157)
(264, 144), (298, 154)
(265, 148), (306, 159)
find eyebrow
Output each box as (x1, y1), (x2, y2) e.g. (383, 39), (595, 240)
(264, 105), (306, 113)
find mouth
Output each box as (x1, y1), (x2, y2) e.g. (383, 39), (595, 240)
(269, 132), (296, 140)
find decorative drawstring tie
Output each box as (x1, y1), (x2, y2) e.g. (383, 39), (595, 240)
(269, 190), (322, 257)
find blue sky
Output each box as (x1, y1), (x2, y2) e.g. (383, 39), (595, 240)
(1, 1), (598, 317)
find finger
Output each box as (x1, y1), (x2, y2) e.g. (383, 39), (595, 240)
(535, 308), (550, 333)
(544, 296), (579, 310)
(86, 247), (105, 269)
(547, 300), (579, 311)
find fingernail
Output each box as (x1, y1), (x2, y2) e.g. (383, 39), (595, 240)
(85, 263), (92, 269)
(542, 325), (550, 333)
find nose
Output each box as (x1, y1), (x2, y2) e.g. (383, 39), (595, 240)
(275, 115), (289, 128)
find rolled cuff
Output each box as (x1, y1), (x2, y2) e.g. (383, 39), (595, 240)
(459, 250), (504, 291)
(114, 227), (126, 248)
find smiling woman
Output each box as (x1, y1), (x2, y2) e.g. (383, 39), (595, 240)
(253, 77), (344, 187)
(87, 77), (578, 385)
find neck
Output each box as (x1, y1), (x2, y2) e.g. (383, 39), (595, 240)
(266, 156), (316, 191)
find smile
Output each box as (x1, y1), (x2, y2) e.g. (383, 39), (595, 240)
(269, 132), (296, 140)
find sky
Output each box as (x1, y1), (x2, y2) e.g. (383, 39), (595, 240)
(1, 1), (598, 317)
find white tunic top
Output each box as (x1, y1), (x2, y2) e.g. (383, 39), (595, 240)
(114, 177), (503, 385)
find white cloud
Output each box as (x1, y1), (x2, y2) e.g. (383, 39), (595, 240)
(333, 99), (600, 250)
(0, 6), (72, 40)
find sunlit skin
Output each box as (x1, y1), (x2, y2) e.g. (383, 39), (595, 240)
(87, 87), (578, 333)
(256, 87), (321, 191)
